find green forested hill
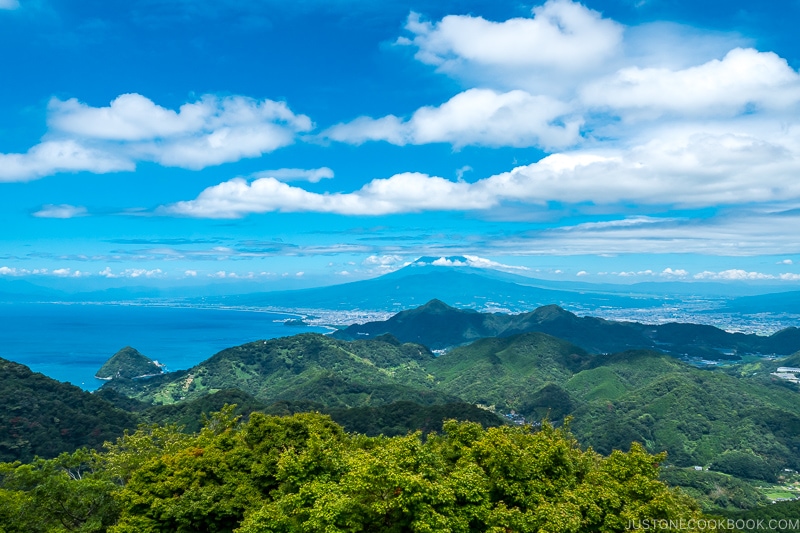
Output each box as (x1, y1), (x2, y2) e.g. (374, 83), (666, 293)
(426, 332), (593, 418)
(95, 346), (164, 380)
(0, 358), (139, 462)
(569, 354), (800, 473)
(102, 333), (454, 407)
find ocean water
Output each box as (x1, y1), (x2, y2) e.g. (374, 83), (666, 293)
(0, 303), (328, 390)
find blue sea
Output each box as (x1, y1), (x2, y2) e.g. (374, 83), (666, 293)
(0, 303), (328, 390)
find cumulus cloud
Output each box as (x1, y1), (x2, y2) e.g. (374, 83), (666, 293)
(425, 255), (529, 272)
(99, 267), (164, 278)
(164, 122), (800, 218)
(161, 172), (492, 218)
(325, 89), (581, 149)
(323, 1), (800, 160)
(1, 94), (312, 181)
(51, 268), (89, 278)
(460, 255), (529, 272)
(661, 268), (689, 277)
(362, 255), (407, 271)
(32, 204), (88, 218)
(0, 140), (133, 182)
(398, 0), (623, 92)
(582, 48), (800, 120)
(0, 267), (52, 276)
(694, 269), (778, 281)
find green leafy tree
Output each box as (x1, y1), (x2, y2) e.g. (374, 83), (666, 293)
(239, 420), (703, 533)
(0, 449), (118, 532)
(110, 409), (347, 533)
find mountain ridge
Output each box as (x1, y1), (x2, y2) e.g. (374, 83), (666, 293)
(333, 299), (800, 357)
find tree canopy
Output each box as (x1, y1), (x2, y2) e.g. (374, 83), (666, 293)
(1, 407), (707, 533)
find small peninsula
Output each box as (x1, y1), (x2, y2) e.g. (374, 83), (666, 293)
(95, 346), (165, 380)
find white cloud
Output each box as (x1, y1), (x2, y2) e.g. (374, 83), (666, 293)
(49, 93), (209, 141)
(346, 2), (800, 161)
(431, 257), (467, 267)
(99, 267), (164, 278)
(0, 0), (20, 9)
(162, 172), (491, 218)
(661, 268), (689, 277)
(166, 122), (800, 218)
(778, 259), (794, 265)
(0, 140), (133, 182)
(576, 270), (588, 276)
(0, 94), (312, 182)
(581, 48), (800, 120)
(694, 269), (777, 281)
(0, 266), (20, 276)
(426, 255), (529, 272)
(399, 0), (623, 92)
(461, 255), (529, 272)
(32, 204), (88, 218)
(184, 270), (198, 277)
(52, 268), (89, 278)
(363, 255), (405, 267)
(252, 167), (334, 183)
(325, 88), (581, 149)
(322, 89), (582, 147)
(479, 130), (800, 207)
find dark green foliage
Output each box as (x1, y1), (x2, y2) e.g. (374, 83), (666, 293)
(143, 389), (271, 433)
(326, 401), (504, 436)
(103, 411), (701, 532)
(0, 358), (139, 463)
(659, 468), (767, 511)
(710, 451), (778, 482)
(564, 351), (800, 474)
(0, 449), (119, 533)
(91, 388), (151, 412)
(95, 347), (163, 380)
(520, 383), (574, 421)
(145, 392), (504, 438)
(426, 331), (592, 416)
(719, 500), (800, 532)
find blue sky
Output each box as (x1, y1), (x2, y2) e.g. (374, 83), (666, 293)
(2, 0), (800, 290)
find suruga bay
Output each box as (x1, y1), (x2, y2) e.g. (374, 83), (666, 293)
(0, 303), (327, 390)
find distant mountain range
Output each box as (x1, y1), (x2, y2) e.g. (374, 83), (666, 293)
(4, 256), (800, 315)
(333, 299), (800, 358)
